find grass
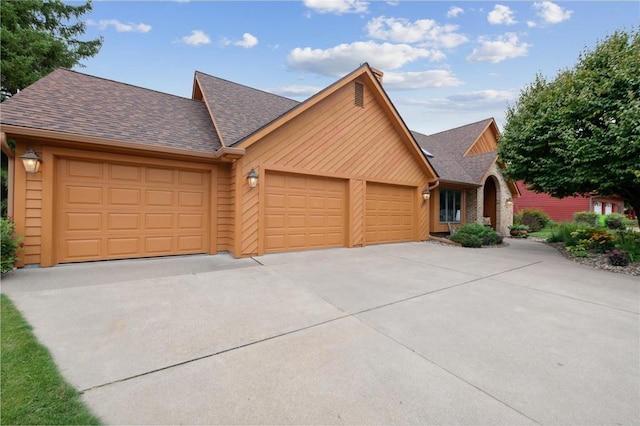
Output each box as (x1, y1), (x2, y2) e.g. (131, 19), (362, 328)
(528, 225), (555, 239)
(1, 294), (101, 425)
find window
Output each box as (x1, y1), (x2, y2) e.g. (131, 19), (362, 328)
(439, 189), (462, 223)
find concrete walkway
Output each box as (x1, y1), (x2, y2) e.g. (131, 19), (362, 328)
(2, 239), (638, 425)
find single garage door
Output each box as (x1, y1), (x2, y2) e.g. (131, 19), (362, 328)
(366, 182), (415, 244)
(56, 158), (210, 263)
(265, 172), (346, 253)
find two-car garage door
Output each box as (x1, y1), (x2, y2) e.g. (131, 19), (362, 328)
(56, 158), (210, 264)
(264, 172), (416, 253)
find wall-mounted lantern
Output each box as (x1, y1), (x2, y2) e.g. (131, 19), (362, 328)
(422, 189), (430, 201)
(505, 198), (513, 207)
(247, 168), (259, 188)
(20, 148), (41, 174)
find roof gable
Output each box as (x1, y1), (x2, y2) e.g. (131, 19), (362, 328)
(0, 68), (222, 154)
(194, 71), (299, 146)
(413, 118), (497, 185)
(233, 63), (437, 178)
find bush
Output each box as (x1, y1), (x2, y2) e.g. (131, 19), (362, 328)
(574, 211), (599, 227)
(546, 222), (599, 247)
(514, 208), (551, 232)
(1, 218), (22, 274)
(604, 213), (626, 230)
(587, 232), (616, 253)
(614, 230), (640, 262)
(606, 249), (630, 267)
(450, 223), (501, 248)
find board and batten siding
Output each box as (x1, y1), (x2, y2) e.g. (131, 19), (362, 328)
(235, 77), (432, 256)
(216, 163), (234, 252)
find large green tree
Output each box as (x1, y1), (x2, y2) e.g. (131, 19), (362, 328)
(0, 0), (102, 100)
(498, 28), (640, 227)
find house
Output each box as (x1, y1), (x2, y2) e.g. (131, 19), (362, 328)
(513, 181), (626, 222)
(0, 64), (438, 267)
(412, 118), (520, 236)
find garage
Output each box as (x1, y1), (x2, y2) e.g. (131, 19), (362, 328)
(56, 158), (210, 263)
(264, 172), (346, 253)
(366, 182), (416, 244)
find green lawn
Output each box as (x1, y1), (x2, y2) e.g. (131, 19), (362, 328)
(1, 294), (101, 425)
(528, 226), (554, 239)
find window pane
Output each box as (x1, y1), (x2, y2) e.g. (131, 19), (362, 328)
(439, 190), (462, 223)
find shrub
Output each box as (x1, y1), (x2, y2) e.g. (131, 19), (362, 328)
(604, 213), (626, 230)
(574, 211), (599, 227)
(606, 249), (630, 267)
(514, 208), (550, 232)
(565, 226), (598, 247)
(1, 218), (23, 274)
(614, 230), (640, 262)
(587, 232), (616, 253)
(451, 232), (483, 248)
(450, 223), (501, 248)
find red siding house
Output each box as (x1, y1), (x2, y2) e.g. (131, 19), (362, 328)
(513, 181), (625, 222)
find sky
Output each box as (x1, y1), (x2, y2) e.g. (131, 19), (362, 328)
(77, 1), (639, 135)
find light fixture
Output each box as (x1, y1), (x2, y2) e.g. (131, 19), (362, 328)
(20, 148), (41, 173)
(422, 189), (430, 201)
(247, 168), (259, 188)
(505, 198), (513, 207)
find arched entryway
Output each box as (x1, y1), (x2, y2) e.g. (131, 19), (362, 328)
(483, 176), (498, 230)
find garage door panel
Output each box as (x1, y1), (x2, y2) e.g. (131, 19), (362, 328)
(366, 183), (415, 245)
(109, 188), (141, 205)
(265, 172), (346, 253)
(57, 158), (210, 264)
(146, 190), (173, 206)
(110, 164), (140, 181)
(67, 160), (102, 179)
(179, 191), (204, 207)
(108, 213), (140, 231)
(179, 170), (205, 186)
(108, 238), (140, 256)
(178, 214), (203, 229)
(67, 186), (102, 205)
(178, 235), (204, 251)
(147, 168), (175, 184)
(66, 239), (101, 258)
(145, 237), (173, 254)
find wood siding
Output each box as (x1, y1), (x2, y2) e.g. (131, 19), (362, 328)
(237, 77), (432, 256)
(465, 127), (498, 156)
(216, 164), (234, 252)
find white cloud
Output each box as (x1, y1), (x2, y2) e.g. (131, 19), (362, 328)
(303, 0), (368, 15)
(266, 85), (323, 98)
(533, 1), (572, 24)
(221, 33), (259, 48)
(406, 89), (516, 111)
(87, 19), (151, 33)
(487, 5), (517, 25)
(384, 70), (464, 90)
(181, 30), (211, 46)
(447, 6), (464, 18)
(466, 33), (530, 63)
(287, 41), (438, 77)
(526, 20), (538, 28)
(366, 16), (468, 49)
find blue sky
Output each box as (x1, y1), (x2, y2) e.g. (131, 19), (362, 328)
(78, 1), (639, 135)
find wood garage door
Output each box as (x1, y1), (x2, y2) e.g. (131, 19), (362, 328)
(56, 158), (210, 263)
(366, 182), (415, 244)
(265, 172), (346, 253)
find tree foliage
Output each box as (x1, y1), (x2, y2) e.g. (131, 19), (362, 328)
(498, 28), (640, 226)
(0, 0), (102, 100)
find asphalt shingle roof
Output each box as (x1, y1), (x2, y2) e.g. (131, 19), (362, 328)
(195, 71), (300, 146)
(0, 68), (222, 153)
(413, 118), (497, 186)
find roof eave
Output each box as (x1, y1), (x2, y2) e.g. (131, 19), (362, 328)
(0, 124), (234, 161)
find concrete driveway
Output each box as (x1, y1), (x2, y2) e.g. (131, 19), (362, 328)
(2, 239), (638, 425)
